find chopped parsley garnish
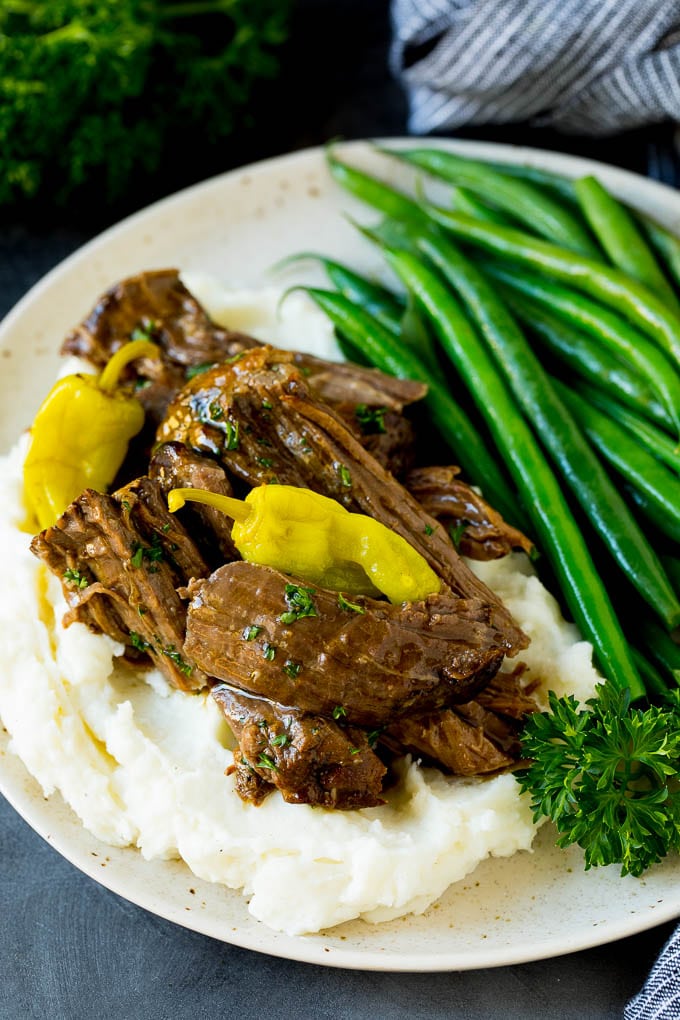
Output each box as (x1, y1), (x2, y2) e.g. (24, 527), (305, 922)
(269, 734), (291, 750)
(354, 403), (387, 435)
(261, 399), (273, 410)
(337, 593), (365, 614)
(120, 500), (131, 512)
(279, 584), (318, 624)
(162, 646), (193, 676)
(185, 362), (215, 380)
(224, 420), (239, 450)
(63, 567), (88, 589)
(337, 463), (352, 488)
(332, 705), (347, 720)
(424, 523), (434, 536)
(129, 631), (152, 653)
(257, 457), (274, 468)
(137, 605), (147, 616)
(366, 728), (383, 749)
(449, 521), (467, 550)
(349, 747), (361, 756)
(283, 659), (302, 679)
(130, 533), (164, 570)
(208, 400), (224, 421)
(130, 546), (145, 568)
(131, 318), (158, 343)
(262, 642), (276, 661)
(242, 624), (262, 641)
(256, 752), (278, 770)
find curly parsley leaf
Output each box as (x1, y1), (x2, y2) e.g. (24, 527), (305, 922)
(516, 685), (680, 877)
(0, 0), (291, 208)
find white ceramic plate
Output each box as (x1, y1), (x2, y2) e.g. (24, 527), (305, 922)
(2, 140), (680, 971)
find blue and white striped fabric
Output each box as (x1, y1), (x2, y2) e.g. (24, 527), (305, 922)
(390, 0), (680, 135)
(624, 924), (680, 1019)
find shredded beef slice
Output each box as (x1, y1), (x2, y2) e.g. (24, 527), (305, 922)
(30, 477), (209, 691)
(185, 561), (507, 728)
(212, 684), (386, 809)
(383, 668), (539, 774)
(406, 465), (533, 561)
(160, 346), (527, 656)
(385, 709), (515, 775)
(149, 441), (239, 565)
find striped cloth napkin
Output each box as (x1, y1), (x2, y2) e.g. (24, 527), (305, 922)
(390, 0), (680, 135)
(624, 926), (680, 1019)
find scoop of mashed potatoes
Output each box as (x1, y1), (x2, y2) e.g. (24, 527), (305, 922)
(0, 283), (600, 935)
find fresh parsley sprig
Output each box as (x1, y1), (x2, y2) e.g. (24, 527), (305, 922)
(516, 684), (680, 877)
(0, 0), (291, 208)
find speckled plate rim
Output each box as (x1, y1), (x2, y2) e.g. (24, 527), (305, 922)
(2, 139), (680, 971)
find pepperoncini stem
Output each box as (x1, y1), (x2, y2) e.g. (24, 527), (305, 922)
(168, 487), (252, 522)
(98, 339), (160, 393)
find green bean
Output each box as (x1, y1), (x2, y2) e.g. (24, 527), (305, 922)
(381, 246), (644, 697)
(640, 618), (680, 685)
(450, 186), (515, 227)
(503, 291), (675, 433)
(663, 555), (680, 596)
(423, 202), (680, 370)
(382, 147), (600, 257)
(632, 648), (672, 698)
(481, 261), (680, 437)
(366, 220), (680, 629)
(556, 381), (680, 544)
(276, 252), (404, 329)
(484, 161), (578, 203)
(639, 216), (680, 292)
(295, 286), (522, 527)
(479, 158), (680, 295)
(574, 176), (680, 311)
(569, 380), (680, 476)
(327, 151), (424, 222)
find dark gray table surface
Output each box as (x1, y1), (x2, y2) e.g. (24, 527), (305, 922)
(3, 2), (680, 1016)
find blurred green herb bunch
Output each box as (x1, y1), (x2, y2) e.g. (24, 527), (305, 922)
(0, 0), (291, 208)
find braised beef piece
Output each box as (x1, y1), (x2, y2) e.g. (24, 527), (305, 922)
(475, 665), (539, 719)
(383, 668), (539, 774)
(385, 709), (515, 775)
(62, 269), (258, 371)
(30, 477), (209, 692)
(406, 465), (533, 561)
(184, 561), (509, 727)
(161, 346), (527, 655)
(212, 684), (386, 809)
(149, 442), (239, 566)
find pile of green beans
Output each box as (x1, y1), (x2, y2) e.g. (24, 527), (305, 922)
(288, 147), (680, 701)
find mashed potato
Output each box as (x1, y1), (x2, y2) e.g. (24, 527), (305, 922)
(0, 283), (601, 935)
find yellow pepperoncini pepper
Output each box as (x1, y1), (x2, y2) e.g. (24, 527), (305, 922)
(168, 484), (441, 604)
(23, 339), (160, 531)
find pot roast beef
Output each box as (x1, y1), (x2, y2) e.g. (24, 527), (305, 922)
(31, 476), (209, 691)
(160, 346), (527, 656)
(148, 441), (239, 566)
(406, 465), (533, 561)
(211, 683), (386, 808)
(184, 561), (508, 727)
